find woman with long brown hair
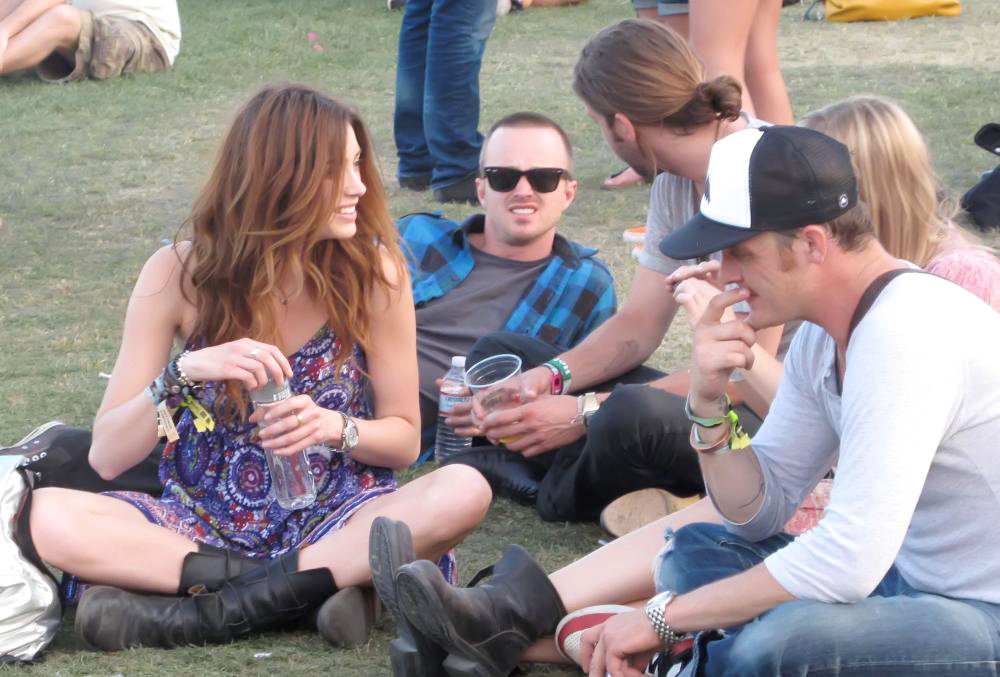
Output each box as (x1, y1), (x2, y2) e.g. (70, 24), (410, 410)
(25, 83), (491, 651)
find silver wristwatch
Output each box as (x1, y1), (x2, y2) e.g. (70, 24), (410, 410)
(645, 590), (684, 648)
(337, 412), (359, 451)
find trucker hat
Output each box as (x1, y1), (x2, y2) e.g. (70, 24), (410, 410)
(659, 125), (858, 260)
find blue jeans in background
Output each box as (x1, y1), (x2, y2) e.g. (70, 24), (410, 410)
(393, 0), (496, 191)
(655, 523), (1000, 676)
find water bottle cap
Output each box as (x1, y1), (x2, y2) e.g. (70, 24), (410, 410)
(451, 356), (466, 368)
(249, 375), (291, 404)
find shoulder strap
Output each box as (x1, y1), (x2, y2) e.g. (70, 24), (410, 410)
(848, 268), (928, 342)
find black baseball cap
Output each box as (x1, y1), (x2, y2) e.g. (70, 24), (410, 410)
(659, 125), (858, 260)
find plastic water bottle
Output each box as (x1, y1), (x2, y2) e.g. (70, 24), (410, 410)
(435, 356), (472, 463)
(250, 376), (317, 510)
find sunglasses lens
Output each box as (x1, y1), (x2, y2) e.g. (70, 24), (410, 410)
(484, 168), (566, 193)
(525, 169), (563, 193)
(485, 168), (521, 192)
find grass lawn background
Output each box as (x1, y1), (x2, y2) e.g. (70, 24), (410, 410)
(1, 0), (998, 674)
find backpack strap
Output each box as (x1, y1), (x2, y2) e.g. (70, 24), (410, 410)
(847, 268), (929, 343)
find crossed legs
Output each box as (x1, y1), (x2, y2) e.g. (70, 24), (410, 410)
(30, 463), (492, 594)
(0, 1), (82, 75)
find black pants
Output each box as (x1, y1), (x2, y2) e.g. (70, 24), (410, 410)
(467, 332), (762, 522)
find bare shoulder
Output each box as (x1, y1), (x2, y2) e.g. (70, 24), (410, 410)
(369, 244), (411, 312)
(132, 241), (192, 297)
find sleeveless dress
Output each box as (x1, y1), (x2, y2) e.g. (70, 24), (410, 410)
(63, 327), (455, 603)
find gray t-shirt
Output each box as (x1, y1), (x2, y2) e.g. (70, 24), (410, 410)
(415, 246), (550, 426)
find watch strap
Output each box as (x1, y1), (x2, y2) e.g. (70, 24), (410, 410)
(645, 594), (684, 648)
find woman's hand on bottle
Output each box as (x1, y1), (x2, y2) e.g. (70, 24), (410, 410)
(250, 395), (344, 456)
(180, 339), (292, 390)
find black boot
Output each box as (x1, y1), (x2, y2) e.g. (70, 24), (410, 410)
(75, 551), (335, 651)
(369, 517), (446, 677)
(177, 543), (266, 594)
(443, 448), (544, 507)
(395, 545), (566, 677)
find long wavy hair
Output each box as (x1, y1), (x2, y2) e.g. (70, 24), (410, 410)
(179, 84), (404, 417)
(799, 96), (951, 266)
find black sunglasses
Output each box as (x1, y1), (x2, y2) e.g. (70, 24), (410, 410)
(482, 167), (571, 193)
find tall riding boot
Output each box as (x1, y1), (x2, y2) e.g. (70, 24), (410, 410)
(177, 543), (266, 595)
(75, 551), (336, 651)
(395, 545), (566, 677)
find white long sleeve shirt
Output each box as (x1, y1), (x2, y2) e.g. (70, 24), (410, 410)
(723, 272), (1000, 604)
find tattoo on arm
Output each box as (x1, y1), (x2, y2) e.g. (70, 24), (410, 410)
(604, 339), (639, 377)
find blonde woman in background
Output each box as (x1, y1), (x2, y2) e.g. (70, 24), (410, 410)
(800, 95), (1000, 310)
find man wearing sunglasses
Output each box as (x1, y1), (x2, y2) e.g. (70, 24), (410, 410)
(400, 111), (617, 442)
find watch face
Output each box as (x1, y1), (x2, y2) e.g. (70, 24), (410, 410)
(344, 419), (359, 448)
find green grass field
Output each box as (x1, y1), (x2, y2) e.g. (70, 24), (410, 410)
(1, 0), (998, 674)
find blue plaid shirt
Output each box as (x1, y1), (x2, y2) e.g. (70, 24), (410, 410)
(399, 212), (616, 349)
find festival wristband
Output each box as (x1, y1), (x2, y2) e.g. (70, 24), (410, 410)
(544, 358), (572, 395)
(180, 395), (216, 433)
(541, 361), (563, 395)
(684, 393), (730, 428)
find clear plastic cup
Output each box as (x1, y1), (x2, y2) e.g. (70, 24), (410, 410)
(465, 354), (524, 445)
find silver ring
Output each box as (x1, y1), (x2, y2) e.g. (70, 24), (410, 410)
(295, 412), (304, 426)
(248, 347), (261, 359)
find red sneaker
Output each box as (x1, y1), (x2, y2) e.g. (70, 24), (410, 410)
(555, 604), (634, 667)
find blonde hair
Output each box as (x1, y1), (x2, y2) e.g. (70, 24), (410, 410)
(799, 96), (950, 266)
(573, 19), (742, 133)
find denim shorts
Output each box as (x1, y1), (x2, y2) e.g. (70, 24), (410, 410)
(632, 0), (689, 16)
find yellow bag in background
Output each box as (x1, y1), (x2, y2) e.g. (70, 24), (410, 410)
(824, 0), (960, 21)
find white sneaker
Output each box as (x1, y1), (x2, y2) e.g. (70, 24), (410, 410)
(497, 0), (512, 15)
(387, 0), (405, 9)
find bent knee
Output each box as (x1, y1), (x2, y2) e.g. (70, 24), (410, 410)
(41, 4), (83, 44)
(430, 464), (492, 521)
(29, 487), (80, 557)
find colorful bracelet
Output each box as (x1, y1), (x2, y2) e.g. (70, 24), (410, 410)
(167, 350), (200, 390)
(684, 393), (729, 428)
(541, 362), (563, 395)
(687, 402), (753, 455)
(544, 358), (572, 395)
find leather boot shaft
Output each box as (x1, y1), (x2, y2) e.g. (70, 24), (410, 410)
(396, 544), (566, 676)
(77, 551), (336, 650)
(177, 542), (267, 595)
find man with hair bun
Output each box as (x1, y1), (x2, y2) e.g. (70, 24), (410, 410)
(448, 18), (791, 528)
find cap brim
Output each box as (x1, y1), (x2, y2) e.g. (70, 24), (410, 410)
(659, 211), (763, 260)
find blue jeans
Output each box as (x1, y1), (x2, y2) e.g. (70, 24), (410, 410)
(393, 0), (496, 190)
(656, 523), (1000, 676)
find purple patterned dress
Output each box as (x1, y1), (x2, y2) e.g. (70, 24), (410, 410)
(65, 327), (455, 600)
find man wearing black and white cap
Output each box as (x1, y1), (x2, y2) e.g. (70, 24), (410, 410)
(575, 124), (1000, 674)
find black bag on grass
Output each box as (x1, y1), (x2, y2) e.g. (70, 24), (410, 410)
(962, 166), (1000, 232)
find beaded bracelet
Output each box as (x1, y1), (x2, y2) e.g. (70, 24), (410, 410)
(166, 350), (200, 390)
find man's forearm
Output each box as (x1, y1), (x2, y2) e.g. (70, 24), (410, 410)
(668, 562), (794, 633)
(557, 310), (663, 391)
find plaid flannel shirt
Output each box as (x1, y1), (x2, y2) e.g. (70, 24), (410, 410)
(399, 212), (616, 349)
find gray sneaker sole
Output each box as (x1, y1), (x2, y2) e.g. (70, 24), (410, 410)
(369, 517), (446, 677)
